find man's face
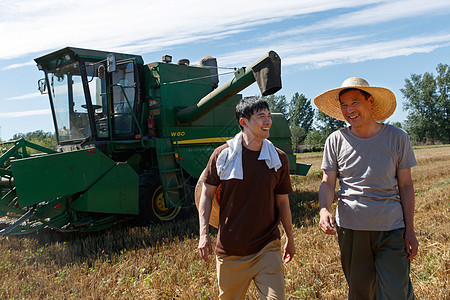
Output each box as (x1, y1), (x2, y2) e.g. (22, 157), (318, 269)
(339, 89), (374, 127)
(240, 108), (272, 140)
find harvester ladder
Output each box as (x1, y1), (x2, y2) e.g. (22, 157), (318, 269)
(172, 138), (188, 203)
(155, 138), (187, 207)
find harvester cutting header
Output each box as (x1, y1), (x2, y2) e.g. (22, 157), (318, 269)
(0, 47), (310, 236)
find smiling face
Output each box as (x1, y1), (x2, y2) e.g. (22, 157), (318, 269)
(339, 89), (374, 128)
(240, 108), (272, 141)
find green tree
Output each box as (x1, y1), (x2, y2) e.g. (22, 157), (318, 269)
(11, 130), (57, 151)
(401, 64), (450, 144)
(435, 64), (450, 143)
(263, 94), (288, 115)
(0, 138), (6, 155)
(287, 93), (315, 151)
(315, 111), (347, 140)
(304, 129), (325, 148)
(288, 93), (314, 132)
(290, 126), (307, 153)
(303, 111), (346, 147)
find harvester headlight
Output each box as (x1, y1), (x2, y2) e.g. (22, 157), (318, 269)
(162, 55), (172, 63)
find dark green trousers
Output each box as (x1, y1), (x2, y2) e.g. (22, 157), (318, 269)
(337, 227), (415, 300)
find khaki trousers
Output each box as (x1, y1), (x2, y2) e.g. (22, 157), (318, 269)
(216, 239), (284, 300)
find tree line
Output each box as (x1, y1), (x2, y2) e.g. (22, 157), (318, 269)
(1, 64), (448, 153)
(265, 63), (450, 152)
(0, 130), (57, 154)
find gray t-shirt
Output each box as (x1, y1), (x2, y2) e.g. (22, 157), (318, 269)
(321, 124), (417, 231)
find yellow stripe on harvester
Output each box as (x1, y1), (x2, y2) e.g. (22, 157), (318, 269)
(173, 137), (233, 145)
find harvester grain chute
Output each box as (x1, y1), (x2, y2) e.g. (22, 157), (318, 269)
(0, 47), (311, 236)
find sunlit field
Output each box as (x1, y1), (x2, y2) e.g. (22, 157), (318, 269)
(0, 145), (448, 299)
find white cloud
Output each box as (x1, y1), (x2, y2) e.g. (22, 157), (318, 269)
(0, 109), (51, 118)
(0, 0), (448, 74)
(216, 36), (365, 67)
(284, 34), (450, 69)
(270, 0), (450, 37)
(1, 61), (35, 71)
(0, 0), (380, 60)
(6, 92), (42, 101)
(216, 33), (450, 70)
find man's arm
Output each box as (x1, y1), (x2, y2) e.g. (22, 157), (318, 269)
(318, 169), (338, 235)
(397, 167), (419, 259)
(276, 194), (295, 263)
(198, 182), (218, 264)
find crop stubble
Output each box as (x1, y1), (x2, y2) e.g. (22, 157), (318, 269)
(0, 145), (448, 299)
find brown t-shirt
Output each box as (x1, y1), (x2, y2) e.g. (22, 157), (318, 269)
(202, 143), (293, 256)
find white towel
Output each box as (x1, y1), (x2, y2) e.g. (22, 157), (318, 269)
(216, 132), (282, 180)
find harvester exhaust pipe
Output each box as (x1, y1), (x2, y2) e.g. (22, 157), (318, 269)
(177, 51), (281, 123)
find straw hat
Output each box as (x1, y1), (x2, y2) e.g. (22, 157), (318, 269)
(314, 77), (396, 122)
(194, 172), (221, 229)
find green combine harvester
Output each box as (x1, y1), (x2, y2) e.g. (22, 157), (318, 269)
(0, 47), (310, 236)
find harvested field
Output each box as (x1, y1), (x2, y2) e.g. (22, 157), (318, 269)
(0, 145), (448, 299)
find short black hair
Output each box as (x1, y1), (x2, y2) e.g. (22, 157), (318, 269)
(339, 88), (371, 101)
(235, 97), (270, 130)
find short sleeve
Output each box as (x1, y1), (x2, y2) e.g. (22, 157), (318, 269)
(397, 130), (417, 170)
(321, 133), (338, 171)
(274, 151), (293, 195)
(201, 146), (224, 187)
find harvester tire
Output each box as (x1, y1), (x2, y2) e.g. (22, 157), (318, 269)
(138, 168), (182, 224)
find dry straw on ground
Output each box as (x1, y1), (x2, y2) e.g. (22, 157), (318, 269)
(0, 145), (448, 299)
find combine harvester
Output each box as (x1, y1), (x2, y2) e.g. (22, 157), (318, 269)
(0, 47), (310, 236)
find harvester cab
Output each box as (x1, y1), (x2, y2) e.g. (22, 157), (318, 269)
(0, 47), (311, 236)
(35, 47), (145, 150)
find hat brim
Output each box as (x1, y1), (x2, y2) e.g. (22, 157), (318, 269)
(314, 86), (396, 122)
(194, 175), (220, 229)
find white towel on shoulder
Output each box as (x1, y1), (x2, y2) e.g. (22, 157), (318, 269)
(216, 132), (282, 180)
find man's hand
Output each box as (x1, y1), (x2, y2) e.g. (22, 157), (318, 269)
(197, 180), (217, 264)
(397, 168), (418, 260)
(318, 170), (337, 235)
(275, 194), (295, 263)
(283, 236), (295, 263)
(404, 229), (419, 259)
(319, 208), (336, 235)
(198, 234), (213, 263)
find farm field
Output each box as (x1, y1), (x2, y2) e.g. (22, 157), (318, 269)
(0, 145), (448, 299)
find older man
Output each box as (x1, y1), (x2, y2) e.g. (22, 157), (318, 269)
(314, 77), (418, 299)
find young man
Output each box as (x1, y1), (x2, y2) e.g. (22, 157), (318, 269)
(197, 97), (295, 299)
(314, 77), (418, 299)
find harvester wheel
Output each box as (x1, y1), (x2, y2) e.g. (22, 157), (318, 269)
(138, 169), (182, 224)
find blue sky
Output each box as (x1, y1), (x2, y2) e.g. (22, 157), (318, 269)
(1, 0), (449, 140)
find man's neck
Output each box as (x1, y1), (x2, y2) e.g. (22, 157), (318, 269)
(350, 122), (384, 138)
(241, 132), (264, 151)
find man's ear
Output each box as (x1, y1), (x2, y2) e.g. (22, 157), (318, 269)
(368, 95), (375, 108)
(239, 117), (248, 129)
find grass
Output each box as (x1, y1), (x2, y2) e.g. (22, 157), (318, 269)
(0, 145), (449, 299)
